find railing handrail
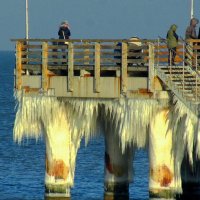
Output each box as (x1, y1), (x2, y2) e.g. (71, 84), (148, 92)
(11, 38), (157, 43)
(12, 38), (200, 42)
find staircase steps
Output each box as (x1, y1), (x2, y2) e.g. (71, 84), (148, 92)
(155, 64), (200, 116)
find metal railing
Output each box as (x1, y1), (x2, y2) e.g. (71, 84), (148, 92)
(154, 38), (200, 115)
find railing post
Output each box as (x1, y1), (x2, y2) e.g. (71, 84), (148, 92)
(68, 42), (74, 92)
(121, 42), (128, 95)
(182, 42), (185, 93)
(84, 42), (90, 65)
(16, 41), (23, 90)
(148, 43), (155, 92)
(169, 46), (172, 80)
(42, 42), (49, 91)
(94, 42), (100, 93)
(195, 49), (198, 101)
(157, 38), (160, 67)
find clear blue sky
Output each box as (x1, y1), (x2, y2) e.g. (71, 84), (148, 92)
(1, 0), (200, 50)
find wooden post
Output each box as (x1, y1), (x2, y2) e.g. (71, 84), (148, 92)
(84, 42), (90, 65)
(42, 42), (48, 91)
(121, 42), (128, 94)
(16, 41), (23, 90)
(94, 42), (100, 93)
(68, 42), (74, 92)
(148, 43), (155, 92)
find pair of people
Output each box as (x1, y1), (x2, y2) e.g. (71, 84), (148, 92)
(166, 18), (199, 66)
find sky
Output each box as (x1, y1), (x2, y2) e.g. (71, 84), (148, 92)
(0, 0), (200, 50)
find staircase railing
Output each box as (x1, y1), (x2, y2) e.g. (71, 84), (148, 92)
(153, 38), (200, 115)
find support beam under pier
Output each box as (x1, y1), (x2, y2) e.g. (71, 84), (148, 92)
(149, 108), (181, 198)
(44, 110), (73, 199)
(104, 124), (133, 200)
(180, 157), (200, 199)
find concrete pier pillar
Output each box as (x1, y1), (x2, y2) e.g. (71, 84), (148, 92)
(180, 157), (200, 199)
(44, 111), (73, 199)
(104, 126), (133, 200)
(149, 108), (180, 198)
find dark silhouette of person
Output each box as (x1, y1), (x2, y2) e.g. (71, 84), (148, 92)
(58, 21), (71, 64)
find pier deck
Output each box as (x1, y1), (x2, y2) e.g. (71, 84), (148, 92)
(12, 38), (200, 105)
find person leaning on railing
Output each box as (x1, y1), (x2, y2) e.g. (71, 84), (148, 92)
(166, 24), (178, 66)
(128, 37), (143, 66)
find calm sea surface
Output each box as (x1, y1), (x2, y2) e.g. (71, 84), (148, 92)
(0, 51), (149, 200)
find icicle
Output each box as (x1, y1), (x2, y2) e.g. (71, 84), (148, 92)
(14, 92), (169, 153)
(168, 96), (199, 192)
(103, 98), (162, 153)
(14, 91), (170, 187)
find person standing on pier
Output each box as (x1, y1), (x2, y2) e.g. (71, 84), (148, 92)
(198, 27), (200, 39)
(166, 24), (178, 66)
(185, 18), (199, 66)
(58, 20), (71, 42)
(185, 18), (199, 39)
(58, 21), (71, 63)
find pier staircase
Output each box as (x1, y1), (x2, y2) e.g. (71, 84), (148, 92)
(154, 39), (200, 116)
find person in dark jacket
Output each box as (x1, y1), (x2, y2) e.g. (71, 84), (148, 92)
(58, 20), (71, 42)
(185, 18), (199, 39)
(166, 24), (178, 65)
(198, 27), (200, 60)
(114, 42), (122, 66)
(198, 27), (200, 39)
(58, 21), (71, 64)
(185, 18), (199, 66)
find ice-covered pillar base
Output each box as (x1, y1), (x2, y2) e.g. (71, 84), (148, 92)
(181, 157), (200, 199)
(149, 108), (180, 199)
(104, 127), (133, 200)
(45, 178), (70, 199)
(44, 111), (74, 199)
(45, 196), (70, 200)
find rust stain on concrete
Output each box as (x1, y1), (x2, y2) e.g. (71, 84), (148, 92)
(105, 152), (126, 177)
(23, 86), (40, 93)
(151, 164), (173, 187)
(46, 158), (69, 180)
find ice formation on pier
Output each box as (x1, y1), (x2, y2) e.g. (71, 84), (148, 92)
(14, 91), (165, 186)
(169, 96), (199, 187)
(13, 91), (200, 191)
(14, 93), (165, 150)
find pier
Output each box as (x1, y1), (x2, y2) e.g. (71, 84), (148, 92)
(12, 38), (200, 199)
